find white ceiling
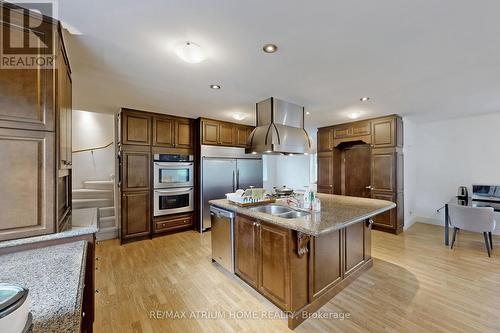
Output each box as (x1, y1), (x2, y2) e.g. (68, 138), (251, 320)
(59, 0), (500, 129)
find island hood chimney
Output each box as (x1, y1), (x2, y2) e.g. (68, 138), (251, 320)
(246, 97), (312, 155)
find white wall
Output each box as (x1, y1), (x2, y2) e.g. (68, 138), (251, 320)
(263, 154), (314, 193)
(403, 118), (418, 231)
(413, 112), (500, 233)
(72, 110), (115, 188)
(262, 130), (317, 193)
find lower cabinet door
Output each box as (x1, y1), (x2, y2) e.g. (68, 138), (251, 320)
(0, 129), (55, 241)
(121, 191), (151, 239)
(257, 222), (289, 310)
(344, 222), (365, 276)
(235, 215), (258, 287)
(371, 191), (396, 229)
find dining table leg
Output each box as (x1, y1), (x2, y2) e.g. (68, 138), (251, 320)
(444, 204), (449, 246)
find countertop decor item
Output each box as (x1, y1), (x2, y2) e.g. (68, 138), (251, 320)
(0, 283), (31, 333)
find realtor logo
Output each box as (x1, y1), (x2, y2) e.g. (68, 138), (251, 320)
(1, 0), (58, 69)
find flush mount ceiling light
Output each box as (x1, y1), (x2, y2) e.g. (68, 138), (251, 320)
(232, 112), (247, 121)
(210, 84), (221, 90)
(360, 97), (370, 102)
(262, 43), (278, 53)
(175, 41), (206, 63)
(348, 112), (362, 119)
(305, 111), (311, 115)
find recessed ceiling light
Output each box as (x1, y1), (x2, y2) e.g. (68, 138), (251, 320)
(348, 112), (362, 119)
(210, 84), (221, 90)
(232, 113), (247, 121)
(251, 152), (257, 154)
(262, 43), (278, 53)
(175, 41), (206, 63)
(360, 97), (370, 102)
(306, 111), (311, 115)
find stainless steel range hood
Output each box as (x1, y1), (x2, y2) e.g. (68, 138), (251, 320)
(246, 97), (312, 155)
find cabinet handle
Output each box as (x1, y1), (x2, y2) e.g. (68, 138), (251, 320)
(365, 185), (375, 190)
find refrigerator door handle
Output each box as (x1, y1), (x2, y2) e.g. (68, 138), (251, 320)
(236, 169), (240, 190)
(232, 170), (236, 191)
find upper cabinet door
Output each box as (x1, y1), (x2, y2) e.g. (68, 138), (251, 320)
(372, 118), (395, 148)
(235, 126), (250, 147)
(317, 128), (333, 152)
(152, 116), (175, 147)
(0, 19), (55, 131)
(201, 119), (219, 145)
(121, 111), (151, 146)
(175, 118), (193, 149)
(219, 123), (234, 145)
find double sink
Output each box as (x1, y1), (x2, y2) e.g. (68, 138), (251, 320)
(249, 204), (310, 219)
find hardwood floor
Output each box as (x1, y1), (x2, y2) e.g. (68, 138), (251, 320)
(94, 223), (500, 332)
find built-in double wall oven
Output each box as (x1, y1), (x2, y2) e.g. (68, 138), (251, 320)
(153, 154), (194, 217)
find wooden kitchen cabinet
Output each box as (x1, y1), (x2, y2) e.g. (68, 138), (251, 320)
(57, 40), (73, 170)
(317, 152), (334, 194)
(0, 129), (55, 241)
(152, 115), (193, 149)
(372, 117), (403, 148)
(233, 212), (373, 329)
(235, 215), (259, 287)
(200, 118), (254, 147)
(0, 3), (73, 241)
(175, 118), (193, 148)
(201, 119), (220, 145)
(235, 215), (290, 309)
(234, 126), (253, 147)
(0, 5), (55, 132)
(219, 123), (234, 145)
(153, 213), (193, 234)
(257, 221), (290, 309)
(121, 109), (152, 146)
(121, 191), (151, 240)
(120, 148), (151, 192)
(317, 115), (404, 234)
(317, 128), (333, 152)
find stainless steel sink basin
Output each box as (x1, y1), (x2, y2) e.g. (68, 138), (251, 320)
(279, 211), (311, 219)
(249, 204), (310, 219)
(249, 204), (293, 215)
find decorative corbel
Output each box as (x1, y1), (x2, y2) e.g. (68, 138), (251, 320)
(297, 232), (311, 257)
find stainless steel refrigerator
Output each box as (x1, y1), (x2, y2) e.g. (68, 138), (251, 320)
(200, 145), (263, 231)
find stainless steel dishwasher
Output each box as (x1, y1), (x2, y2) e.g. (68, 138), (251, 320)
(210, 206), (235, 273)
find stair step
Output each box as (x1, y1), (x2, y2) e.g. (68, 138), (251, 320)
(96, 226), (118, 241)
(99, 206), (115, 218)
(72, 198), (114, 209)
(99, 216), (115, 228)
(73, 189), (113, 199)
(83, 180), (114, 190)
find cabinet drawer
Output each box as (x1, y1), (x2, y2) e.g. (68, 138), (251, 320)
(154, 214), (193, 233)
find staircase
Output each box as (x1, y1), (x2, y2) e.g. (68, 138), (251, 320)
(73, 180), (117, 240)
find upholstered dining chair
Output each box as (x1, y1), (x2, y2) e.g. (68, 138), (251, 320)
(448, 204), (496, 257)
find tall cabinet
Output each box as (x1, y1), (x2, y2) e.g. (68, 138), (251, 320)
(317, 115), (404, 234)
(118, 108), (195, 243)
(0, 3), (73, 241)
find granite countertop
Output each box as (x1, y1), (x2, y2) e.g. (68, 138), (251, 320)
(0, 241), (87, 333)
(210, 193), (396, 236)
(0, 208), (98, 250)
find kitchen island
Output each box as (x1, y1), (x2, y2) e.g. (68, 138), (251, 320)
(210, 194), (395, 329)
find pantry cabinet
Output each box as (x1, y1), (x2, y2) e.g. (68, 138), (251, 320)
(316, 115), (404, 234)
(0, 2), (73, 241)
